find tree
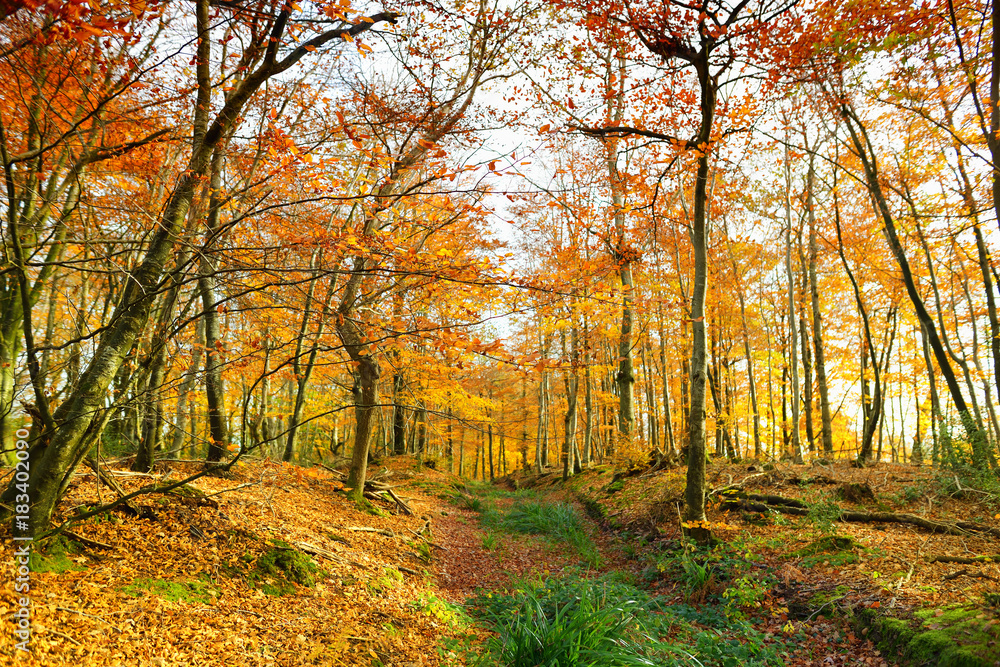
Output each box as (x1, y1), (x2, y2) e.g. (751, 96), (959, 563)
(1, 0), (400, 535)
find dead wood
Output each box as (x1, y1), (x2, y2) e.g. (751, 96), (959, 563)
(836, 482), (877, 503)
(715, 491), (809, 509)
(722, 497), (1000, 538)
(293, 541), (342, 562)
(84, 457), (136, 511)
(786, 475), (838, 486)
(346, 526), (396, 537)
(927, 554), (1000, 564)
(942, 568), (998, 581)
(720, 498), (809, 516)
(63, 529), (113, 551)
(380, 485), (414, 515)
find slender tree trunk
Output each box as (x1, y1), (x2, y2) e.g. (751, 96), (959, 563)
(783, 140), (803, 463)
(833, 173), (881, 465)
(682, 51), (716, 544)
(657, 303), (677, 456)
(806, 154), (834, 455)
(839, 105), (986, 465)
(200, 145), (229, 463)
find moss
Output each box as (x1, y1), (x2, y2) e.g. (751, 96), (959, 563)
(793, 535), (859, 556)
(256, 540), (319, 590)
(852, 604), (998, 667)
(30, 535), (85, 574)
(368, 566), (404, 594)
(225, 540), (322, 596)
(576, 493), (608, 521)
(807, 585), (850, 610)
(793, 535), (861, 568)
(605, 479), (625, 494)
(354, 495), (389, 516)
(121, 576), (217, 604)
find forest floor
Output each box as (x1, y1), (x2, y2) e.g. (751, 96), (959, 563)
(1, 455), (998, 666)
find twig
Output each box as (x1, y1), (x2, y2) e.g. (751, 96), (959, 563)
(63, 530), (113, 551)
(345, 526), (395, 537)
(50, 606), (122, 632)
(293, 541), (343, 562)
(201, 479), (262, 499)
(406, 527), (448, 550)
(396, 565), (421, 576)
(313, 460), (346, 478)
(43, 628), (81, 645)
(805, 595), (847, 621)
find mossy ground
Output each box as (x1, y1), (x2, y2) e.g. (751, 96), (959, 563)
(30, 535), (86, 574)
(793, 535), (862, 568)
(121, 576), (219, 604)
(225, 538), (323, 596)
(854, 600), (1000, 666)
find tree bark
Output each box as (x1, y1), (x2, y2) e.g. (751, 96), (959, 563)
(839, 104), (986, 465)
(806, 153), (834, 455)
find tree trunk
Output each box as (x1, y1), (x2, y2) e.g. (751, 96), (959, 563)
(806, 154), (834, 455)
(200, 143), (229, 463)
(783, 140), (803, 463)
(832, 170), (881, 465)
(839, 105), (986, 465)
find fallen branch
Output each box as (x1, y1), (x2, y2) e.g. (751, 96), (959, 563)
(710, 471), (770, 496)
(396, 565), (421, 576)
(715, 491), (808, 509)
(293, 541), (343, 562)
(943, 568), (998, 581)
(723, 497), (1000, 538)
(345, 526), (395, 538)
(200, 479), (262, 499)
(387, 490), (414, 515)
(83, 457), (135, 511)
(406, 527), (448, 551)
(43, 628), (82, 645)
(48, 605), (122, 632)
(40, 462), (228, 543)
(838, 510), (1000, 538)
(313, 461), (347, 479)
(927, 554), (1000, 564)
(63, 530), (113, 551)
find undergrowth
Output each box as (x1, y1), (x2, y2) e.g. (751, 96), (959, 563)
(466, 572), (786, 667)
(465, 491), (600, 567)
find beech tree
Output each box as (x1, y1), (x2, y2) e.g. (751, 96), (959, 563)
(1, 0), (400, 535)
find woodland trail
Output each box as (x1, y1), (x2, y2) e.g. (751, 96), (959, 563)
(2, 455), (998, 666)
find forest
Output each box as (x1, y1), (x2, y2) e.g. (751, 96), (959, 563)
(2, 0), (1000, 664)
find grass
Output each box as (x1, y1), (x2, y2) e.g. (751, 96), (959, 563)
(483, 499), (601, 567)
(468, 572), (786, 667)
(461, 487), (601, 567)
(469, 574), (687, 666)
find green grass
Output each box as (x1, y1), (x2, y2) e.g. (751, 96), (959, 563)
(461, 487), (600, 567)
(469, 575), (686, 666)
(468, 572), (787, 667)
(491, 500), (601, 567)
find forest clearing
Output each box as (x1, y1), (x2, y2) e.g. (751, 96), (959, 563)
(3, 0), (1000, 663)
